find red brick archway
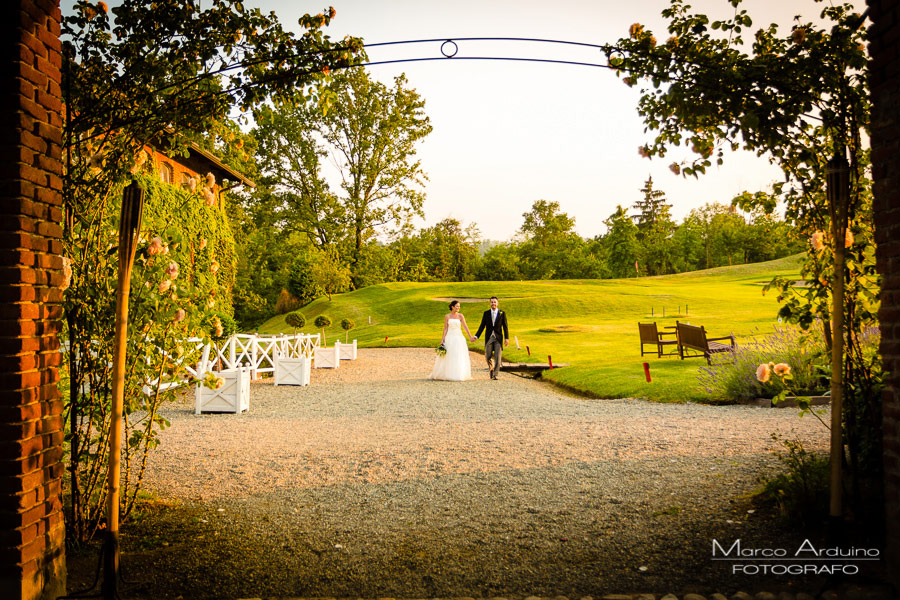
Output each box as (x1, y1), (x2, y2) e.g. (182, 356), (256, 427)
(1, 1), (66, 599)
(1, 1), (899, 598)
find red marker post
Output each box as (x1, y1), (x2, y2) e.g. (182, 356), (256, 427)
(526, 345), (531, 356)
(548, 355), (554, 370)
(643, 362), (652, 382)
(384, 336), (388, 344)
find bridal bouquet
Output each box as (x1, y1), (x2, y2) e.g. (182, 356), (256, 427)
(435, 344), (447, 357)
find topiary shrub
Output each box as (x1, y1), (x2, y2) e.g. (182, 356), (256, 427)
(314, 315), (331, 343)
(285, 311), (306, 332)
(340, 318), (355, 342)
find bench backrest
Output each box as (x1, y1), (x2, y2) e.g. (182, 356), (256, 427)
(676, 321), (708, 351)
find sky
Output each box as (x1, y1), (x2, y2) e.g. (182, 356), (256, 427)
(241, 0), (860, 241)
(64, 0), (863, 241)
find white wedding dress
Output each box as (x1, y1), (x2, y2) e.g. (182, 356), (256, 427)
(429, 319), (472, 381)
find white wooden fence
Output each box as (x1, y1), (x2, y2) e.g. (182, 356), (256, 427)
(203, 333), (320, 379)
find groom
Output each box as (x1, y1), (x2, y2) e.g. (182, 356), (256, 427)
(474, 296), (509, 380)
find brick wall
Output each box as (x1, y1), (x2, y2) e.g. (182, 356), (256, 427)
(869, 0), (900, 587)
(0, 1), (67, 599)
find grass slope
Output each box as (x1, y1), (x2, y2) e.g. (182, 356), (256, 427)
(259, 254), (803, 402)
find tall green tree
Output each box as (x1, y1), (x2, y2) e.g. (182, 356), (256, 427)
(322, 69), (432, 281)
(601, 205), (642, 278)
(253, 68), (432, 286)
(516, 200), (601, 279)
(632, 178), (676, 275)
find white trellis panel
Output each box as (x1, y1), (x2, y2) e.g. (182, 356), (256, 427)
(314, 341), (341, 369)
(338, 339), (357, 360)
(195, 367), (251, 414)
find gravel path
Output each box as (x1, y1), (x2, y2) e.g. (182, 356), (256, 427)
(69, 348), (845, 599)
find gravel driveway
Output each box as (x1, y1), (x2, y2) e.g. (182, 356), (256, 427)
(68, 348), (843, 599)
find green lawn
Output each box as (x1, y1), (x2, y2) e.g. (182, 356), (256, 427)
(258, 255), (804, 403)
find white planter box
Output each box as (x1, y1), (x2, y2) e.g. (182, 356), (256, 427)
(314, 341), (341, 369)
(195, 367), (250, 414)
(274, 355), (311, 386)
(338, 339), (357, 360)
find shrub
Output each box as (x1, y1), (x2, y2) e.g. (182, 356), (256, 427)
(340, 317), (355, 341)
(274, 289), (302, 314)
(697, 323), (829, 401)
(285, 311), (306, 331)
(756, 434), (829, 526)
(314, 315), (331, 342)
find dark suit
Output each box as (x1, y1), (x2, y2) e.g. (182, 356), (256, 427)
(475, 308), (509, 379)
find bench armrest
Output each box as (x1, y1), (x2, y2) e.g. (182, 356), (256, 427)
(706, 335), (735, 344)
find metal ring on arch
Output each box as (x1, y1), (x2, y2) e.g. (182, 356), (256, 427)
(440, 39), (458, 58)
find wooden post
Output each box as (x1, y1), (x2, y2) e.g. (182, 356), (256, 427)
(826, 154), (849, 532)
(104, 181), (144, 599)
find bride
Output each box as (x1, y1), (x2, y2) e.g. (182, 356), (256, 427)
(429, 300), (476, 381)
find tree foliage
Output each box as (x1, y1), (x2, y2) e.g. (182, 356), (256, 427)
(605, 0), (880, 484)
(60, 0), (362, 541)
(253, 68), (432, 287)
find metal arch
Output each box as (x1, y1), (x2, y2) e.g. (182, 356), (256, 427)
(358, 36), (614, 70)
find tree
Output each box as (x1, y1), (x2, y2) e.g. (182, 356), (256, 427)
(60, 0), (362, 541)
(476, 243), (523, 281)
(310, 248), (353, 300)
(631, 178), (676, 275)
(419, 218), (481, 281)
(323, 69), (432, 281)
(285, 311), (306, 332)
(601, 205), (642, 278)
(340, 318), (355, 342)
(314, 315), (332, 342)
(254, 69), (432, 287)
(606, 0), (877, 515)
(516, 200), (601, 279)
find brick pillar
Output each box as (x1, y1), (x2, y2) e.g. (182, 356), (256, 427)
(0, 1), (67, 599)
(869, 0), (900, 588)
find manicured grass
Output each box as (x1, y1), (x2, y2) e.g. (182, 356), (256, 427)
(258, 255), (804, 403)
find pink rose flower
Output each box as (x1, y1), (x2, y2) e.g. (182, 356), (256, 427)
(165, 261), (179, 280)
(755, 363), (771, 383)
(173, 309), (186, 323)
(148, 236), (164, 256)
(206, 172), (216, 188)
(773, 363), (791, 377)
(811, 231), (825, 251)
(199, 238), (208, 250)
(158, 279), (172, 293)
(210, 260), (220, 274)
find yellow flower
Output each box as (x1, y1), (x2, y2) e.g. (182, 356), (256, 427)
(629, 23), (644, 39)
(756, 363), (771, 383)
(773, 363), (791, 377)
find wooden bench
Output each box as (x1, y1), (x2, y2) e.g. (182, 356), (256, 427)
(675, 321), (736, 364)
(638, 322), (678, 358)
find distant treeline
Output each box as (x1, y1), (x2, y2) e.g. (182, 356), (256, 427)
(230, 179), (800, 327)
